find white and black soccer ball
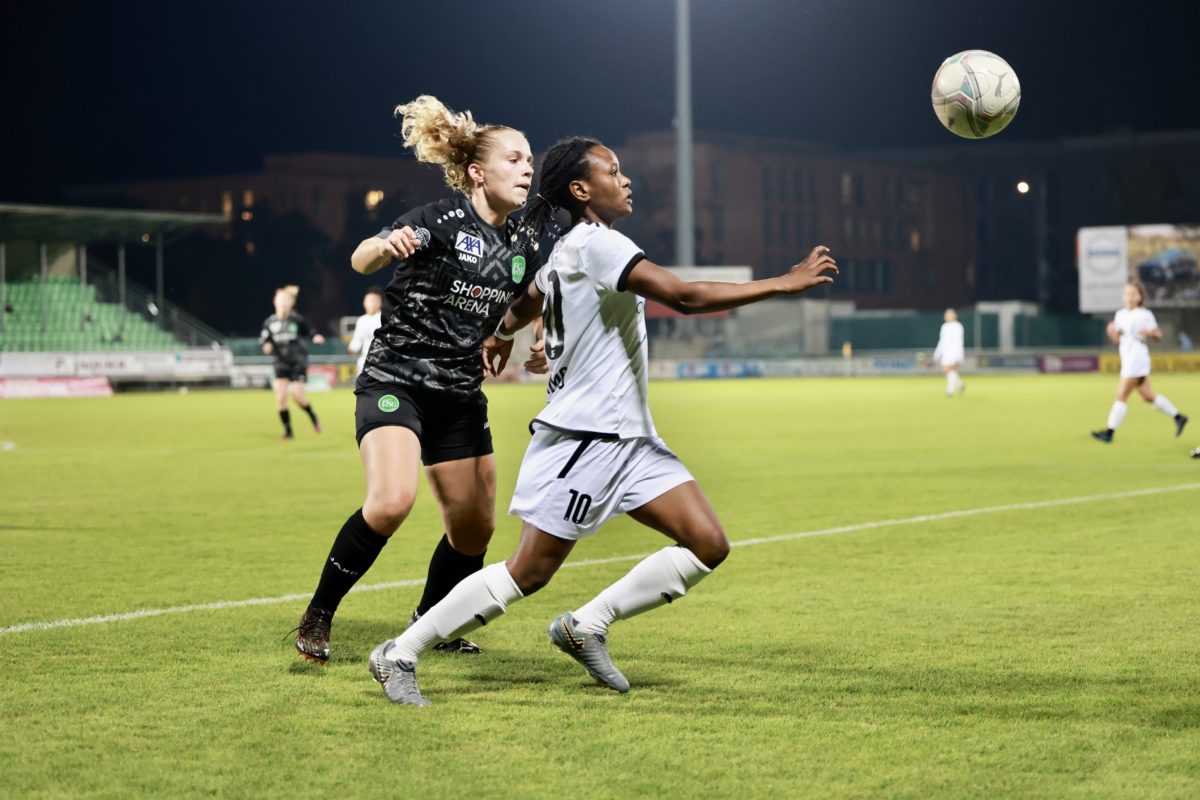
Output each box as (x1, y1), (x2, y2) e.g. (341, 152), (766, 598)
(931, 50), (1020, 139)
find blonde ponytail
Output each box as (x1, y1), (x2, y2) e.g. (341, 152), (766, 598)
(394, 95), (515, 195)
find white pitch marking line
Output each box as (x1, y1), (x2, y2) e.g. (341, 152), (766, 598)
(3, 482), (1198, 637)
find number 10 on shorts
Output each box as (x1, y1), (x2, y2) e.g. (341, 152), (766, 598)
(564, 489), (592, 524)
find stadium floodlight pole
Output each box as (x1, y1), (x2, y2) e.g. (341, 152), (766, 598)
(155, 234), (165, 330)
(118, 243), (127, 310)
(78, 244), (87, 308)
(39, 242), (48, 335)
(117, 243), (127, 341)
(0, 243), (6, 334)
(674, 0), (695, 268)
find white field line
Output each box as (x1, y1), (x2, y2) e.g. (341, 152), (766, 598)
(3, 482), (1198, 637)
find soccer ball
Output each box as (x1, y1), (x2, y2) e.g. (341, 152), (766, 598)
(931, 50), (1020, 139)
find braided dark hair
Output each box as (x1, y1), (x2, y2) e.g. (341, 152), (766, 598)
(514, 136), (602, 253)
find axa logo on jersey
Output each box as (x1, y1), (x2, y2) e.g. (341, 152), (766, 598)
(455, 230), (483, 264)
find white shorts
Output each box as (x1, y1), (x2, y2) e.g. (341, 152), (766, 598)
(938, 349), (964, 367)
(508, 429), (694, 541)
(1120, 353), (1150, 379)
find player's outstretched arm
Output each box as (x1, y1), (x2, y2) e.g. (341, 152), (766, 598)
(483, 283), (545, 377)
(351, 227), (422, 275)
(626, 246), (837, 315)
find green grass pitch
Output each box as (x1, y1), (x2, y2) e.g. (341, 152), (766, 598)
(2, 374), (1198, 798)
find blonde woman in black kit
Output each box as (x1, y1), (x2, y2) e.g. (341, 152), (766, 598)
(259, 285), (325, 439)
(292, 96), (546, 663)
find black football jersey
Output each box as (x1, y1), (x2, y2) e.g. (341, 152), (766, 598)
(363, 195), (538, 397)
(259, 312), (313, 365)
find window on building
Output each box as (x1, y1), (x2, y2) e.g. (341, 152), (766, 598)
(909, 226), (921, 252)
(854, 175), (865, 208)
(242, 189), (255, 208)
(841, 172), (853, 206)
(221, 191), (233, 221)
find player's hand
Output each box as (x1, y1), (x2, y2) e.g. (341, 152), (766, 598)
(380, 226), (423, 260)
(524, 336), (548, 374)
(1107, 322), (1118, 336)
(312, 334), (326, 345)
(777, 246), (837, 294)
(482, 336), (514, 377)
(262, 342), (273, 355)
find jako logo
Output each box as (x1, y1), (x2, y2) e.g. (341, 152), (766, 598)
(455, 231), (483, 260)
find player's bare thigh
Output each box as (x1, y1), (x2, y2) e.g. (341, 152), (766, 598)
(425, 455), (497, 556)
(628, 481), (729, 569)
(504, 522), (575, 595)
(358, 426), (422, 535)
(272, 377), (290, 408)
(289, 380), (310, 406)
(1115, 376), (1144, 401)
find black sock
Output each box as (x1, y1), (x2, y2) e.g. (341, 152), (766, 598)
(310, 509), (388, 614)
(416, 534), (485, 615)
(1107, 428), (1115, 435)
(279, 409), (292, 435)
(300, 403), (319, 426)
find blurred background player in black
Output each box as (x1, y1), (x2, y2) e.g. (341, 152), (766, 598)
(259, 285), (325, 440)
(292, 96), (546, 664)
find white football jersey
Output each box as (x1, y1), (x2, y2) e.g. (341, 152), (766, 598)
(1114, 306), (1157, 369)
(531, 223), (653, 439)
(348, 312), (382, 373)
(933, 321), (965, 365)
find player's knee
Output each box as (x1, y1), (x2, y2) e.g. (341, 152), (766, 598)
(508, 562), (554, 596)
(690, 525), (729, 570)
(363, 492), (416, 534)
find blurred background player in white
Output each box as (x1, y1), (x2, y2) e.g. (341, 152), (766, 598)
(260, 285), (325, 439)
(347, 286), (383, 374)
(932, 308), (965, 397)
(366, 137), (838, 706)
(1091, 281), (1187, 444)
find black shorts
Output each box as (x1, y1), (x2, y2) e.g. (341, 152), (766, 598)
(273, 360), (308, 382)
(354, 375), (493, 465)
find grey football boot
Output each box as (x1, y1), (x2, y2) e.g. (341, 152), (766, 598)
(367, 640), (431, 707)
(548, 612), (630, 693)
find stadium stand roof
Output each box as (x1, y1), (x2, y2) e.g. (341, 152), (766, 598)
(0, 203), (225, 243)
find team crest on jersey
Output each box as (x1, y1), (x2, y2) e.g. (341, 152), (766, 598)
(455, 230), (483, 264)
(511, 256), (526, 283)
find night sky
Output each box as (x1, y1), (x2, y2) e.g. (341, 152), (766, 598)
(4, 0), (1200, 203)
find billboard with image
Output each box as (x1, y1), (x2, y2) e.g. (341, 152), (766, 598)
(1078, 224), (1200, 312)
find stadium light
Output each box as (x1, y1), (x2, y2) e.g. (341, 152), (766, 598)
(1016, 180), (1031, 195)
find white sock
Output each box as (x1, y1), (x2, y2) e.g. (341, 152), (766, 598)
(1153, 394), (1179, 418)
(948, 370), (961, 393)
(572, 546), (712, 636)
(390, 562), (522, 664)
(1107, 401), (1127, 431)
